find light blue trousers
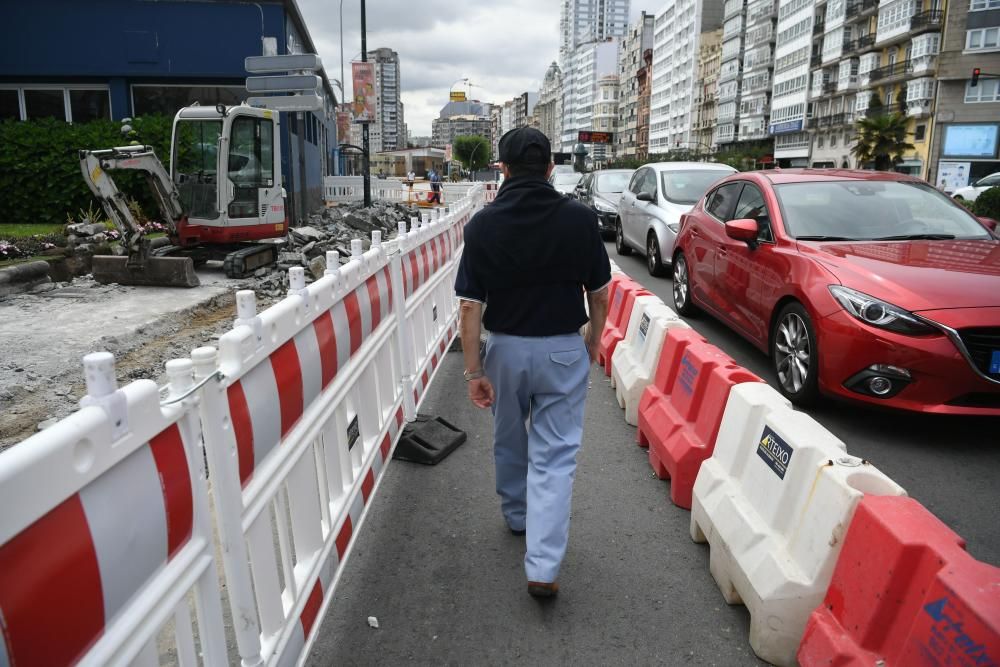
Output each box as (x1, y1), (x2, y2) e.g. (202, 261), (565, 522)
(484, 332), (590, 583)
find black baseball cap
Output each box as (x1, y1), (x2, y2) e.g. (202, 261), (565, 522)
(498, 127), (551, 164)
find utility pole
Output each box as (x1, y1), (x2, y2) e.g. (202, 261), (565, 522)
(361, 0), (372, 207)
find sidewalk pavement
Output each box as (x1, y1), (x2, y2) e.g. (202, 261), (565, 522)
(307, 345), (767, 666)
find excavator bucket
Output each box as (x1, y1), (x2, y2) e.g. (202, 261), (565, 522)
(91, 255), (200, 288)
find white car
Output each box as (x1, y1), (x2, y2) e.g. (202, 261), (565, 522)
(952, 172), (1000, 202)
(616, 162), (737, 276)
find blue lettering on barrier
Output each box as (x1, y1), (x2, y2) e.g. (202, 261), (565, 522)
(678, 354), (698, 395)
(756, 426), (793, 480)
(923, 597), (996, 666)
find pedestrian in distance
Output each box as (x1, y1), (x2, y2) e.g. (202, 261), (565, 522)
(455, 127), (611, 599)
(429, 167), (443, 204)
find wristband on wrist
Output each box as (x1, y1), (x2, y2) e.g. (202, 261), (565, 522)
(464, 368), (485, 381)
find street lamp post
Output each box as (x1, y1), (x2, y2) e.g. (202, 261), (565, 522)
(468, 142), (480, 181)
(360, 0), (371, 207)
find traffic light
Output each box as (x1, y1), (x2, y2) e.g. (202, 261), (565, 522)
(972, 68), (981, 87)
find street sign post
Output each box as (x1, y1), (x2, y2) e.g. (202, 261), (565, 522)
(245, 74), (322, 93)
(245, 53), (323, 73)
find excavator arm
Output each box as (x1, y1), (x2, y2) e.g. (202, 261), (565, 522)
(78, 145), (199, 287)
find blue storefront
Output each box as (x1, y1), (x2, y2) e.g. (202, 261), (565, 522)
(0, 0), (338, 222)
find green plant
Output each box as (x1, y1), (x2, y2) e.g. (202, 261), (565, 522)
(972, 186), (1000, 221)
(851, 112), (914, 171)
(0, 115), (176, 227)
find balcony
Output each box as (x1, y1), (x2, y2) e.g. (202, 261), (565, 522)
(811, 54), (822, 67)
(868, 59), (913, 82)
(845, 0), (878, 17)
(838, 75), (859, 91)
(911, 9), (943, 31)
(857, 34), (876, 50)
(813, 18), (826, 35)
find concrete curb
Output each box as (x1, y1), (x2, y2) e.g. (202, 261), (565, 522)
(0, 261), (52, 298)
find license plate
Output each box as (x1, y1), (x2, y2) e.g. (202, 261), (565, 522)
(991, 350), (1000, 374)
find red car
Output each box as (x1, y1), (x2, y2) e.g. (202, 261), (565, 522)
(671, 169), (1000, 415)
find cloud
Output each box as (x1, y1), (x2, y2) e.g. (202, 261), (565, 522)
(295, 0), (563, 137)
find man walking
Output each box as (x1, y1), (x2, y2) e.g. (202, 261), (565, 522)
(454, 127), (611, 598)
(428, 167), (443, 204)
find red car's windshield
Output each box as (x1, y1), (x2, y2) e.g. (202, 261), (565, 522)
(774, 180), (992, 241)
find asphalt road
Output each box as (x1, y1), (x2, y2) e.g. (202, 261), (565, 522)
(309, 351), (768, 666)
(606, 241), (1000, 567)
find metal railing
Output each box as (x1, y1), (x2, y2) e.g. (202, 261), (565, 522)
(911, 9), (943, 29)
(868, 59), (913, 82)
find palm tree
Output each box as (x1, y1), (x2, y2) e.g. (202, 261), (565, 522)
(851, 111), (915, 171)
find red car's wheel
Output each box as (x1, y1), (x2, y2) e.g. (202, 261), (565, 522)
(771, 302), (820, 405)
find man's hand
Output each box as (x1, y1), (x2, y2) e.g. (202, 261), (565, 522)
(585, 333), (600, 365)
(468, 377), (495, 408)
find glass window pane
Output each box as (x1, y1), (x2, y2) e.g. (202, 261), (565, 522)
(260, 120), (274, 185)
(69, 89), (110, 122)
(133, 85), (244, 115)
(24, 89), (65, 120)
(0, 90), (19, 120)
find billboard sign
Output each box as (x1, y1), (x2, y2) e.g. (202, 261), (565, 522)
(336, 105), (352, 144)
(769, 119), (804, 134)
(578, 131), (612, 144)
(937, 161), (971, 192)
(351, 62), (376, 123)
(450, 91), (467, 102)
(445, 144), (453, 162)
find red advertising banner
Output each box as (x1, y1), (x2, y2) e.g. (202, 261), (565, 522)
(351, 62), (376, 123)
(336, 104), (351, 143)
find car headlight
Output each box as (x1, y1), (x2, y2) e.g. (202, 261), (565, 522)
(828, 286), (936, 335)
(593, 198), (617, 214)
(667, 222), (680, 233)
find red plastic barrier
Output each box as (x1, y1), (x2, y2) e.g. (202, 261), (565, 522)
(636, 327), (763, 509)
(798, 495), (1000, 667)
(598, 277), (651, 377)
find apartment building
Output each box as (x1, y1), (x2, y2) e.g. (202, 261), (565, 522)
(368, 48), (405, 152)
(927, 0), (1000, 187)
(593, 75), (620, 164)
(616, 12), (656, 158)
(770, 0), (817, 166)
(693, 29), (723, 150)
(536, 62), (564, 150)
(637, 47), (655, 158)
(649, 0), (724, 155)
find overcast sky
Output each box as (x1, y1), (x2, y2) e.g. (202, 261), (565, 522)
(296, 1), (646, 138)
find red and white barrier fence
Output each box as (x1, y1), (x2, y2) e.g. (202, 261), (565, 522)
(0, 353), (227, 666)
(0, 185), (485, 666)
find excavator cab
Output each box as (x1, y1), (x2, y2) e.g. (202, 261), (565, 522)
(80, 104), (287, 287)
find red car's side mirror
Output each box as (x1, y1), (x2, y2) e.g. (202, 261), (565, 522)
(725, 218), (759, 242)
(977, 216), (998, 232)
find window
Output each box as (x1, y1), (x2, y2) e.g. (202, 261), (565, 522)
(228, 116), (276, 218)
(132, 85), (244, 116)
(831, 134), (838, 147)
(966, 79), (1000, 102)
(23, 89), (65, 120)
(971, 0), (1000, 8)
(914, 124), (927, 141)
(818, 135), (825, 148)
(0, 90), (18, 120)
(733, 183), (774, 241)
(966, 27), (1000, 51)
(707, 182), (742, 220)
(69, 90), (110, 123)
(628, 168), (647, 194)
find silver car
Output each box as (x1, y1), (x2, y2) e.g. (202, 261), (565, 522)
(616, 162), (737, 276)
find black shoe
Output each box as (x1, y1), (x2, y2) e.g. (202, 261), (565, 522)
(510, 527), (526, 536)
(528, 581), (559, 598)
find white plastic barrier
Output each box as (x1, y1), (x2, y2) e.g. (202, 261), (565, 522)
(0, 353), (227, 666)
(196, 236), (406, 667)
(323, 176), (363, 203)
(609, 294), (659, 391)
(689, 382), (906, 667)
(611, 299), (689, 426)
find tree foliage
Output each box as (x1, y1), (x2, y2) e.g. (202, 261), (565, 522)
(452, 135), (490, 172)
(851, 111), (914, 171)
(0, 115), (178, 227)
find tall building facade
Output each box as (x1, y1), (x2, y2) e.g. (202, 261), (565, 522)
(770, 0), (817, 166)
(649, 0), (724, 155)
(559, 0), (631, 153)
(431, 99), (492, 147)
(637, 46), (654, 158)
(928, 0), (1000, 187)
(593, 75), (620, 164)
(535, 62), (564, 149)
(368, 48), (404, 152)
(616, 12), (656, 159)
(805, 0), (880, 168)
(738, 0), (778, 144)
(693, 29), (723, 151)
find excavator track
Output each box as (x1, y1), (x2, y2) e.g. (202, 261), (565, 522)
(223, 244), (278, 279)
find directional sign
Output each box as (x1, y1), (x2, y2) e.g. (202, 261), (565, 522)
(246, 93), (324, 112)
(245, 53), (323, 73)
(246, 74), (321, 93)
